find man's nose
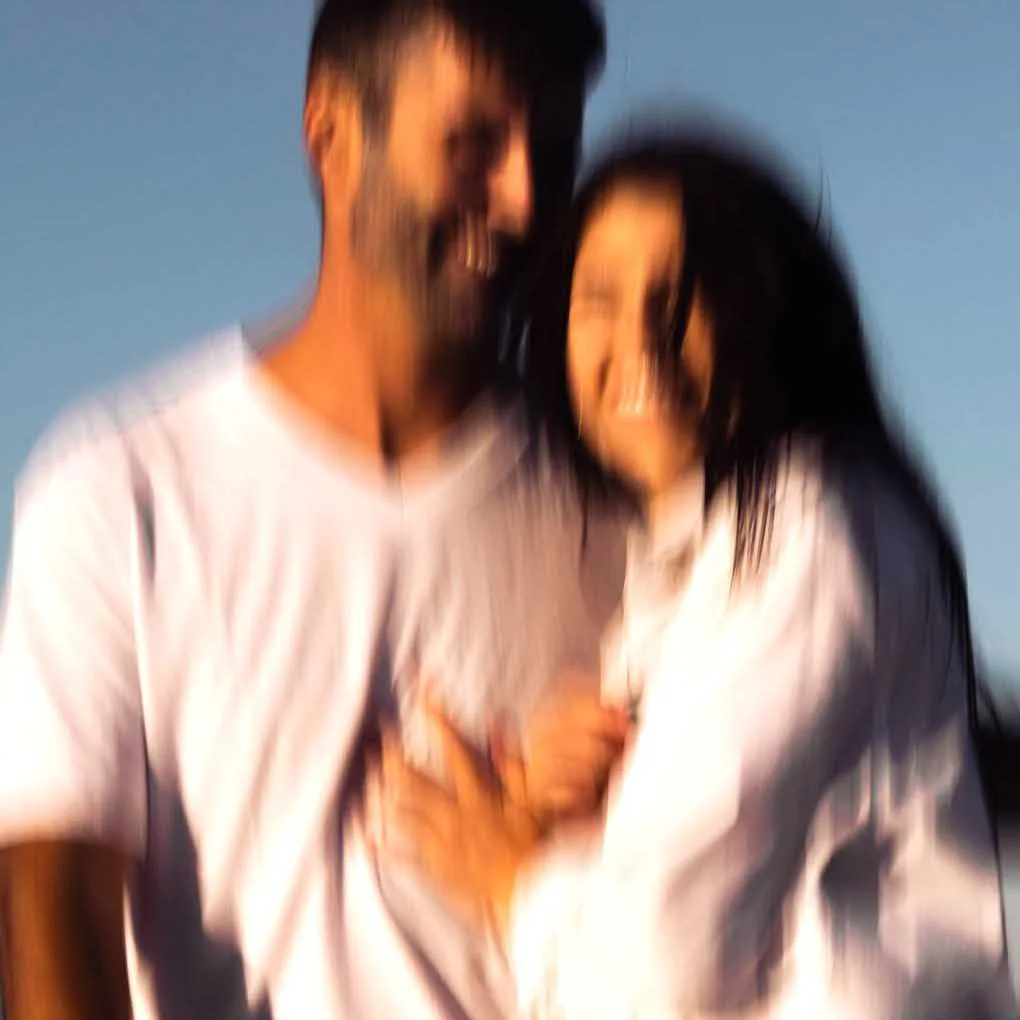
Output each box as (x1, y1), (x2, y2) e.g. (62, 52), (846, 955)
(489, 126), (533, 238)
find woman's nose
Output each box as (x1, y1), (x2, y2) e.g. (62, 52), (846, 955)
(614, 305), (655, 359)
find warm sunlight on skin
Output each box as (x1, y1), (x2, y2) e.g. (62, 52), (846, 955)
(566, 181), (714, 514)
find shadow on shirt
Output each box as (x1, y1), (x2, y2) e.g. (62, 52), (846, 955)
(128, 785), (274, 1020)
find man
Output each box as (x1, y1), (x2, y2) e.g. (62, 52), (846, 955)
(0, 1), (622, 1017)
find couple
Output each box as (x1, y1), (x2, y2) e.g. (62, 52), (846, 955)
(0, 3), (1011, 1020)
(366, 136), (1015, 1017)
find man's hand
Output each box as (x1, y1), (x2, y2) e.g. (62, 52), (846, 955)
(0, 841), (132, 1020)
(491, 679), (632, 831)
(367, 703), (541, 934)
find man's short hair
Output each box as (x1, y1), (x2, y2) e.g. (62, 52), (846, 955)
(307, 0), (606, 124)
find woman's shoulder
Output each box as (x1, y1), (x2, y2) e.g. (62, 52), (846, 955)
(705, 437), (939, 613)
(767, 438), (934, 559)
(765, 438), (949, 645)
(712, 438), (848, 573)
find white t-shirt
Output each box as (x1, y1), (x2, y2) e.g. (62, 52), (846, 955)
(0, 328), (626, 1020)
(508, 445), (1013, 1019)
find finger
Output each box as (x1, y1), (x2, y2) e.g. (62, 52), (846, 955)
(531, 766), (609, 805)
(490, 730), (528, 802)
(526, 709), (628, 758)
(527, 735), (628, 782)
(495, 749), (528, 807)
(526, 757), (621, 816)
(540, 787), (604, 817)
(386, 801), (449, 848)
(385, 766), (452, 817)
(528, 703), (632, 749)
(372, 798), (469, 900)
(423, 702), (489, 807)
(530, 755), (617, 790)
(488, 725), (523, 768)
(375, 832), (422, 869)
(378, 734), (458, 817)
(371, 805), (435, 864)
(379, 726), (410, 798)
(380, 725), (406, 776)
(541, 726), (629, 757)
(374, 736), (471, 860)
(366, 776), (444, 861)
(376, 781), (456, 853)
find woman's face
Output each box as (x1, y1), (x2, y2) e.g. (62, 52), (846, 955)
(567, 180), (714, 505)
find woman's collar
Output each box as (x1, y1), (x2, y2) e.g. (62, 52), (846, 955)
(630, 465), (707, 568)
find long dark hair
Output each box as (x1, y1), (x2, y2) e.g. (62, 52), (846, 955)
(520, 122), (1005, 806)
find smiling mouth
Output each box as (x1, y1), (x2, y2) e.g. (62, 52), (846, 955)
(450, 217), (499, 279)
(612, 353), (670, 421)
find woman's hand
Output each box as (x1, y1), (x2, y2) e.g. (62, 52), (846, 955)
(366, 703), (542, 934)
(492, 679), (632, 831)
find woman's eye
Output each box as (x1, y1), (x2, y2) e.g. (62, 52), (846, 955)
(647, 285), (679, 333)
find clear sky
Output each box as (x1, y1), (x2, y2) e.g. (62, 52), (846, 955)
(1, 0), (1018, 670)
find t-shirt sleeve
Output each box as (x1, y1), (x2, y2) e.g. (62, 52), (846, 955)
(0, 434), (147, 857)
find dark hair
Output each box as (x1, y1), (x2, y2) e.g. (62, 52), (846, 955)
(522, 121), (1002, 793)
(307, 0), (605, 127)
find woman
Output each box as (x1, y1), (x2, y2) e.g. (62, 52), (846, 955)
(369, 126), (1013, 1018)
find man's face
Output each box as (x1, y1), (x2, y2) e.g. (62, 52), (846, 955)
(345, 22), (584, 356)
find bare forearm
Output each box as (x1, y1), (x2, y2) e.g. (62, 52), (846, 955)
(0, 842), (132, 1020)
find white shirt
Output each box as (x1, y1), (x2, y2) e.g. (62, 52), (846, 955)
(0, 328), (626, 1020)
(509, 443), (1013, 1019)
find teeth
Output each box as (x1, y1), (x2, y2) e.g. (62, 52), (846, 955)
(615, 354), (664, 419)
(457, 219), (497, 278)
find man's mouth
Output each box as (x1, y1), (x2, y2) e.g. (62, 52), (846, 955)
(449, 216), (499, 279)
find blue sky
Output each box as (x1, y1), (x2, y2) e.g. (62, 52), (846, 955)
(1, 1), (1018, 670)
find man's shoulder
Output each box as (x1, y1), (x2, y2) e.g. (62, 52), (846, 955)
(17, 327), (247, 505)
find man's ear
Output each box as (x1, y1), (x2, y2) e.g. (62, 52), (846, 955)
(304, 68), (365, 209)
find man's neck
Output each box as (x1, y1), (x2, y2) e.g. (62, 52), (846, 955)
(259, 264), (493, 468)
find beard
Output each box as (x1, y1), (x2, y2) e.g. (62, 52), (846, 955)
(349, 146), (514, 359)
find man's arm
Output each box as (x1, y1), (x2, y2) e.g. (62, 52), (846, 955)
(0, 428), (149, 1020)
(0, 842), (132, 1020)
